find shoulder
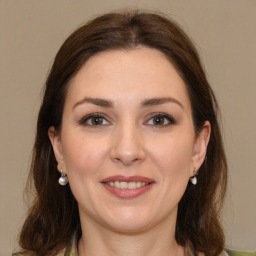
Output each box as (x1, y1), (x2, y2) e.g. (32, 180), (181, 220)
(198, 250), (256, 256)
(11, 248), (69, 256)
(11, 253), (37, 256)
(225, 250), (256, 256)
(11, 249), (68, 256)
(11, 236), (77, 256)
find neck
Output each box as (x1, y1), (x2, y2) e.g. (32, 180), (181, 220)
(78, 215), (184, 256)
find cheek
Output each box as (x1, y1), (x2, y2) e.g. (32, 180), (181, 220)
(147, 133), (194, 176)
(61, 132), (109, 177)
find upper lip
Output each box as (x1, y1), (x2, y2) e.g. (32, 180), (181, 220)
(101, 175), (155, 183)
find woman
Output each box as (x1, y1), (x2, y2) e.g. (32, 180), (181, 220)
(13, 10), (229, 256)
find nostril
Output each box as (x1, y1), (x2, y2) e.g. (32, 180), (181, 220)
(112, 156), (142, 166)
(109, 133), (146, 165)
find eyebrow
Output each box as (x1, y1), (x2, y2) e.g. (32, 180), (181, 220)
(141, 97), (184, 109)
(72, 97), (113, 110)
(72, 96), (183, 110)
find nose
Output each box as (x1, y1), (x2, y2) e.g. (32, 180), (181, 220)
(110, 121), (146, 166)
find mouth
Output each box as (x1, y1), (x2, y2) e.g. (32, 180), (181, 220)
(105, 181), (150, 189)
(101, 175), (155, 199)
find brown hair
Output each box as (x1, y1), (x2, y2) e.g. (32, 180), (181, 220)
(17, 10), (227, 256)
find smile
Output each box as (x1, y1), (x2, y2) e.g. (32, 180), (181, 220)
(105, 181), (149, 189)
(101, 175), (155, 199)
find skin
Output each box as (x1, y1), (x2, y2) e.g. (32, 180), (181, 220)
(49, 47), (210, 256)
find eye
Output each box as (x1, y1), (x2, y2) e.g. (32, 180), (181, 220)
(146, 113), (176, 127)
(79, 113), (110, 127)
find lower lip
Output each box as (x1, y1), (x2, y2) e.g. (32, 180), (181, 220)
(102, 183), (154, 199)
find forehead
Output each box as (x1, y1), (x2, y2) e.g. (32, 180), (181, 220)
(66, 47), (191, 110)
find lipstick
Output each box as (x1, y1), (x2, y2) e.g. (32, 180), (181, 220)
(101, 175), (155, 199)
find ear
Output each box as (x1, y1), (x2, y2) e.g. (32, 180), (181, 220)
(191, 121), (211, 176)
(48, 126), (65, 172)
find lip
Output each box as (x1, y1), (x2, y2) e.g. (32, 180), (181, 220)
(101, 175), (155, 199)
(101, 175), (155, 183)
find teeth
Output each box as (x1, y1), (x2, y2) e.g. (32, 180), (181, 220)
(114, 181), (120, 188)
(128, 182), (136, 189)
(120, 182), (127, 189)
(106, 181), (149, 189)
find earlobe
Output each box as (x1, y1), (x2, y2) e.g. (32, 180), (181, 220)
(48, 126), (64, 170)
(191, 121), (211, 174)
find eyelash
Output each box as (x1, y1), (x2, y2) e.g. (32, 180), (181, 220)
(78, 113), (110, 127)
(145, 113), (176, 127)
(78, 112), (176, 128)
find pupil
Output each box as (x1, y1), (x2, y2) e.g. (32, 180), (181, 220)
(92, 117), (102, 125)
(154, 117), (164, 125)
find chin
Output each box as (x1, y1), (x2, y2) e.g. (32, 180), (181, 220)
(105, 218), (153, 234)
(98, 207), (162, 234)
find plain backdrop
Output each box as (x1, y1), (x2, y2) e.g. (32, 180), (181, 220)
(1, 1), (255, 255)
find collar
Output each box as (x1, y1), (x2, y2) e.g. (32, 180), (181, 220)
(63, 233), (78, 256)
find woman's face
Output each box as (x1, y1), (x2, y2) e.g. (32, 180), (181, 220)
(49, 47), (210, 233)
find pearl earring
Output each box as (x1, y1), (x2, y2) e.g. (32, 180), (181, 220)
(190, 168), (198, 185)
(58, 170), (68, 186)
